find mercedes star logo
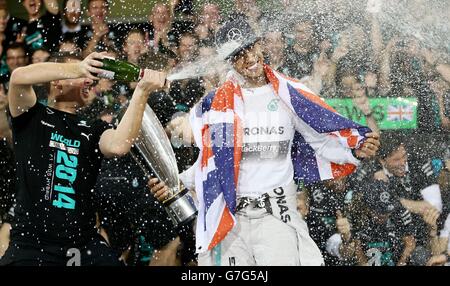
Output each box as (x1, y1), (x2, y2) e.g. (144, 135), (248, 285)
(227, 28), (243, 42)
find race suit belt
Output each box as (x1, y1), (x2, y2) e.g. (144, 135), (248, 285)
(236, 192), (274, 215)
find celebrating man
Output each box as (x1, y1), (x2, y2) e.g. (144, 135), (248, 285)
(152, 16), (380, 266)
(0, 51), (165, 266)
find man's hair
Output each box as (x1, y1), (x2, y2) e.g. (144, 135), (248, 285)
(6, 43), (28, 57)
(178, 32), (199, 45)
(32, 47), (50, 55)
(125, 29), (145, 41)
(6, 42), (26, 52)
(31, 47), (50, 63)
(151, 2), (170, 14)
(59, 38), (82, 54)
(0, 1), (7, 11)
(49, 51), (83, 63)
(377, 131), (408, 160)
(87, 0), (109, 8)
(63, 0), (82, 12)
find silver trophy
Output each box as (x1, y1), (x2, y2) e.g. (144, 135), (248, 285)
(130, 104), (198, 227)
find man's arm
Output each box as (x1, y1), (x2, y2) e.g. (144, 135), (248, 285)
(421, 47), (450, 84)
(165, 114), (195, 145)
(436, 64), (450, 83)
(0, 223), (11, 258)
(352, 97), (380, 134)
(0, 103), (12, 145)
(354, 239), (368, 266)
(400, 198), (436, 215)
(44, 0), (60, 15)
(99, 69), (166, 158)
(297, 189), (309, 218)
(290, 109), (380, 163)
(397, 235), (416, 266)
(422, 207), (449, 255)
(8, 52), (105, 117)
(83, 24), (110, 58)
(368, 14), (383, 67)
(336, 211), (356, 260)
(283, 81), (380, 162)
(378, 37), (397, 94)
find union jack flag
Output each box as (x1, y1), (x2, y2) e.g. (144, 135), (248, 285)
(190, 65), (371, 253)
(387, 104), (414, 121)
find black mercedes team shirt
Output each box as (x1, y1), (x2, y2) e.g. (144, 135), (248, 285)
(354, 214), (414, 266)
(10, 102), (111, 247)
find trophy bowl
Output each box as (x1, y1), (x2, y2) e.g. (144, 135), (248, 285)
(130, 104), (198, 227)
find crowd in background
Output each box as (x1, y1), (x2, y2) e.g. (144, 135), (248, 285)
(0, 0), (450, 266)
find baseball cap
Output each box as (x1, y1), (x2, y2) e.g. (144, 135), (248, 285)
(362, 180), (400, 215)
(215, 14), (260, 61)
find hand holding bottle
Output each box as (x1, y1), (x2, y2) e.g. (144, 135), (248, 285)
(137, 69), (167, 94)
(78, 52), (107, 80)
(92, 57), (169, 92)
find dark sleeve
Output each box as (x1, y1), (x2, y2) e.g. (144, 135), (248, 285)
(394, 207), (415, 236)
(0, 141), (15, 221)
(10, 102), (43, 132)
(91, 119), (114, 146)
(411, 158), (440, 192)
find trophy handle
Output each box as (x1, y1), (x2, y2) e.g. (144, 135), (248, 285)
(162, 180), (183, 203)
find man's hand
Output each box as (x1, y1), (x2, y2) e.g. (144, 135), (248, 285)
(374, 170), (389, 182)
(351, 90), (372, 116)
(336, 210), (352, 242)
(0, 89), (8, 111)
(148, 178), (170, 202)
(137, 69), (166, 94)
(364, 72), (378, 89)
(0, 223), (11, 258)
(354, 132), (380, 159)
(422, 207), (440, 231)
(426, 254), (448, 266)
(16, 27), (27, 44)
(313, 52), (333, 77)
(78, 52), (107, 80)
(92, 22), (109, 40)
(331, 34), (349, 63)
(165, 115), (194, 145)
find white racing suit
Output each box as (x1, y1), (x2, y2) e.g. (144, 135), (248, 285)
(197, 181), (324, 266)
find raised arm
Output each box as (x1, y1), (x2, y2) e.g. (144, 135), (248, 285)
(378, 37), (397, 94)
(397, 235), (416, 266)
(8, 52), (105, 117)
(368, 14), (384, 67)
(98, 69), (166, 158)
(436, 64), (450, 83)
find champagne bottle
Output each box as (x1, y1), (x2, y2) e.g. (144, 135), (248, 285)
(98, 57), (144, 82)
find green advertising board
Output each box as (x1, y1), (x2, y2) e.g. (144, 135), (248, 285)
(324, 97), (418, 130)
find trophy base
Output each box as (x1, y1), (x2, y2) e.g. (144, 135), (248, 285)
(163, 188), (198, 227)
